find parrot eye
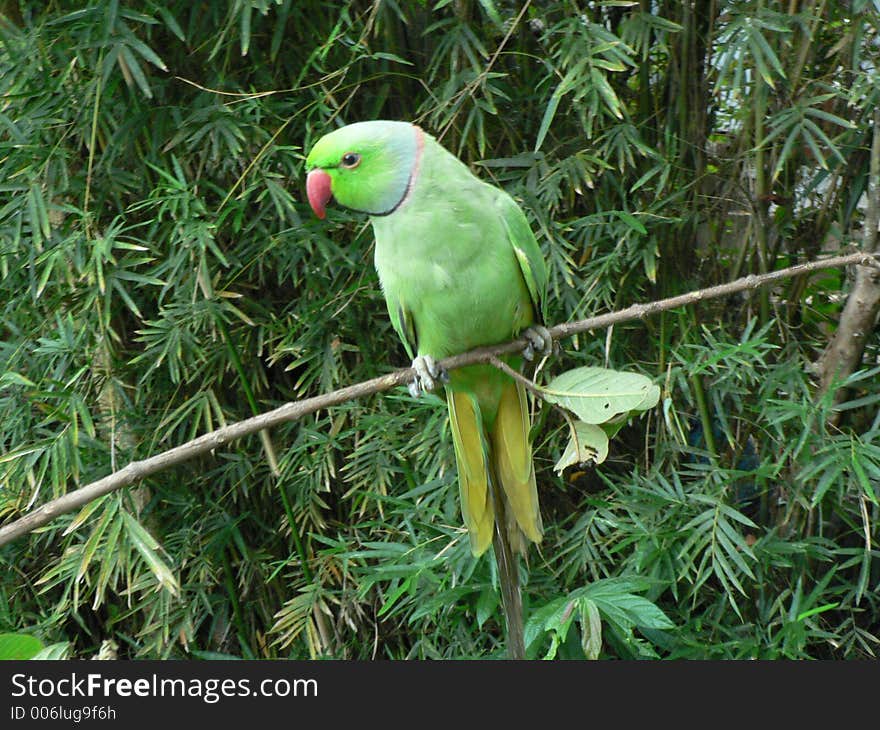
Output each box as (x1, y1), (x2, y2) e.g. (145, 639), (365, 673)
(340, 152), (361, 169)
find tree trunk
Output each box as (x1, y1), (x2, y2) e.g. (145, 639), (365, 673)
(815, 108), (880, 417)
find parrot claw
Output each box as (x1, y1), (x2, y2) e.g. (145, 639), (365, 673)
(408, 355), (448, 397)
(521, 325), (554, 361)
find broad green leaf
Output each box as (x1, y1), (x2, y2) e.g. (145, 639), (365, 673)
(541, 367), (660, 424)
(589, 590), (675, 632)
(541, 599), (578, 660)
(0, 633), (44, 660)
(578, 598), (603, 660)
(523, 596), (567, 651)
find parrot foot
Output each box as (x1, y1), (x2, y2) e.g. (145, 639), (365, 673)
(408, 355), (448, 397)
(521, 325), (554, 361)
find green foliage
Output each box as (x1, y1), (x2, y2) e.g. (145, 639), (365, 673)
(542, 365), (659, 481)
(554, 421), (610, 474)
(1, 0), (878, 660)
(542, 366), (660, 423)
(525, 578), (675, 659)
(0, 632), (43, 660)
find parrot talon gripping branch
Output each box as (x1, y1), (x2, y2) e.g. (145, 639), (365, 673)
(408, 354), (448, 398)
(521, 325), (554, 362)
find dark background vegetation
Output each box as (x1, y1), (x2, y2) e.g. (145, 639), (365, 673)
(1, 0), (878, 659)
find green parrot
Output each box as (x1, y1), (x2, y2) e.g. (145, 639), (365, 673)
(304, 120), (550, 561)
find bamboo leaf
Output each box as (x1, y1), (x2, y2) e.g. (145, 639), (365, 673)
(535, 88), (563, 152)
(119, 45), (152, 98)
(120, 510), (180, 595)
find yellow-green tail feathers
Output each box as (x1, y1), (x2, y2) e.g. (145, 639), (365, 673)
(447, 389), (494, 555)
(447, 381), (543, 557)
(492, 379), (543, 552)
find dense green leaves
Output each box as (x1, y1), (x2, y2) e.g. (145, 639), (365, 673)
(1, 0), (878, 660)
(525, 578), (674, 659)
(542, 366), (658, 475)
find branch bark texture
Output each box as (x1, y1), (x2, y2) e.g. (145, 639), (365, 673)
(815, 108), (880, 409)
(0, 251), (878, 548)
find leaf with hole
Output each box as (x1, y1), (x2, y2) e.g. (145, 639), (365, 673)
(554, 421), (610, 474)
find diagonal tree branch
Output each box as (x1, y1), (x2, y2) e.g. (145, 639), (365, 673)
(0, 251), (878, 548)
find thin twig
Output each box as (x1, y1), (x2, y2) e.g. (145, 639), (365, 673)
(488, 355), (577, 428)
(488, 355), (545, 397)
(0, 251), (877, 548)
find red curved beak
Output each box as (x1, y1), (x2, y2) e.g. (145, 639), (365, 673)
(306, 168), (333, 220)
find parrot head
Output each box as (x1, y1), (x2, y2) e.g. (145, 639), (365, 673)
(305, 120), (422, 219)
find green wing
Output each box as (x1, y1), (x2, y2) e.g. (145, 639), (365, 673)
(496, 191), (547, 322)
